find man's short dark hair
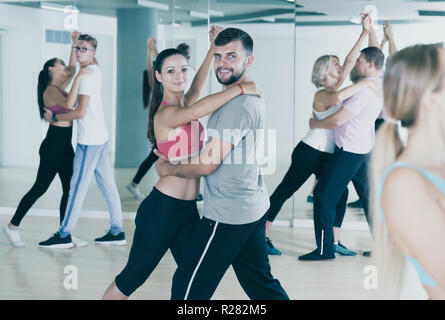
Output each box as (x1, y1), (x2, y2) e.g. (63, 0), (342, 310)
(214, 28), (253, 55)
(360, 46), (384, 70)
(78, 34), (97, 50)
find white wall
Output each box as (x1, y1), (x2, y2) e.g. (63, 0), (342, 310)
(0, 3), (117, 167)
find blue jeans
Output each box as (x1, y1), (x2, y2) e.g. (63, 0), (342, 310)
(59, 142), (123, 238)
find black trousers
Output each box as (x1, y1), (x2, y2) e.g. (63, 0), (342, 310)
(313, 146), (371, 256)
(115, 187), (200, 297)
(335, 118), (384, 227)
(266, 141), (347, 226)
(10, 125), (74, 227)
(375, 118), (385, 131)
(131, 146), (158, 185)
(171, 214), (289, 300)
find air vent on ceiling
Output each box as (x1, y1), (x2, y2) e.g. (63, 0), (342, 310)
(418, 10), (445, 16)
(45, 29), (71, 44)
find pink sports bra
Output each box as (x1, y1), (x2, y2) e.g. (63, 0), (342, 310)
(157, 101), (205, 160)
(46, 86), (70, 115)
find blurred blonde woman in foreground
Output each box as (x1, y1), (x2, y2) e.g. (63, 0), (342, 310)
(372, 43), (445, 299)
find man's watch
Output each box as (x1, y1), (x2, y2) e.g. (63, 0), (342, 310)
(51, 113), (57, 123)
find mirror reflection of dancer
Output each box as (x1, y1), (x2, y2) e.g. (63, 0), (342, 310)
(373, 44), (445, 299)
(3, 32), (89, 247)
(265, 17), (377, 257)
(126, 37), (159, 200)
(39, 34), (126, 248)
(102, 26), (262, 299)
(348, 21), (398, 210)
(264, 55), (373, 256)
(300, 16), (384, 261)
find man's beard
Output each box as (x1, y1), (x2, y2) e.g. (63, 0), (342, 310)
(215, 66), (246, 85)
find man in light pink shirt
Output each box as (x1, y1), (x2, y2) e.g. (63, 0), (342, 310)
(299, 46), (384, 261)
(335, 76), (383, 154)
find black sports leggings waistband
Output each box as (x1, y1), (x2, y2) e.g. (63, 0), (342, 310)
(151, 186), (198, 205)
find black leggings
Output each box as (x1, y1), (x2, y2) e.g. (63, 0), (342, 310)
(10, 125), (74, 227)
(115, 187), (200, 297)
(131, 147), (158, 185)
(266, 141), (347, 225)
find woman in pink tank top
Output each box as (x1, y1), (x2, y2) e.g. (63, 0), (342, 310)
(3, 31), (90, 247)
(41, 63), (90, 123)
(103, 25), (262, 299)
(149, 49), (260, 200)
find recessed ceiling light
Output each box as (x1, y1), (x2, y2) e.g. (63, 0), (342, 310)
(188, 10), (224, 18)
(40, 2), (79, 13)
(137, 0), (169, 11)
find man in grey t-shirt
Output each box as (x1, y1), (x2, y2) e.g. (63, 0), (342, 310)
(203, 93), (269, 225)
(155, 28), (289, 300)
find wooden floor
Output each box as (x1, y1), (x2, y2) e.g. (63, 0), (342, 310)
(0, 166), (378, 300)
(0, 214), (380, 300)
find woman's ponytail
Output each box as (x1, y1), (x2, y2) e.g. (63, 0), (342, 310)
(37, 58), (58, 119)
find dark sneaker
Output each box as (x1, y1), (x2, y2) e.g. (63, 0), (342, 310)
(39, 232), (74, 249)
(298, 249), (335, 261)
(266, 237), (282, 255)
(334, 242), (357, 256)
(347, 199), (363, 209)
(95, 230), (127, 246)
(363, 250), (372, 257)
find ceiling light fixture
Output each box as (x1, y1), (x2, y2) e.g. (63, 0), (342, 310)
(137, 0), (169, 11)
(188, 10), (208, 19)
(261, 17), (276, 23)
(188, 9), (224, 19)
(40, 2), (79, 13)
(209, 9), (224, 17)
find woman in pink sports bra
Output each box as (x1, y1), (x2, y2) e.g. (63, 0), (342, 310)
(103, 25), (262, 299)
(3, 31), (90, 247)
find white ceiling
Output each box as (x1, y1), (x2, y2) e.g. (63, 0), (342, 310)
(1, 0), (445, 25)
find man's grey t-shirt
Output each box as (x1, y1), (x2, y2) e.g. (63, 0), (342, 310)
(203, 94), (270, 225)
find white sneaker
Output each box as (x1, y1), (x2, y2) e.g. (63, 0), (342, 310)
(126, 184), (145, 200)
(3, 225), (26, 247)
(72, 236), (88, 247)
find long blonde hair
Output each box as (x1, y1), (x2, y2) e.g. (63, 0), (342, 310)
(371, 44), (443, 298)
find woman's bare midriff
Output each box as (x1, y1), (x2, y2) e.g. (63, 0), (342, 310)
(155, 175), (200, 200)
(51, 120), (72, 127)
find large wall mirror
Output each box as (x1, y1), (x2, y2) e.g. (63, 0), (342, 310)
(0, 0), (445, 226)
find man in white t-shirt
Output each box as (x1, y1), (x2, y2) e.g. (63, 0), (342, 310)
(40, 34), (125, 248)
